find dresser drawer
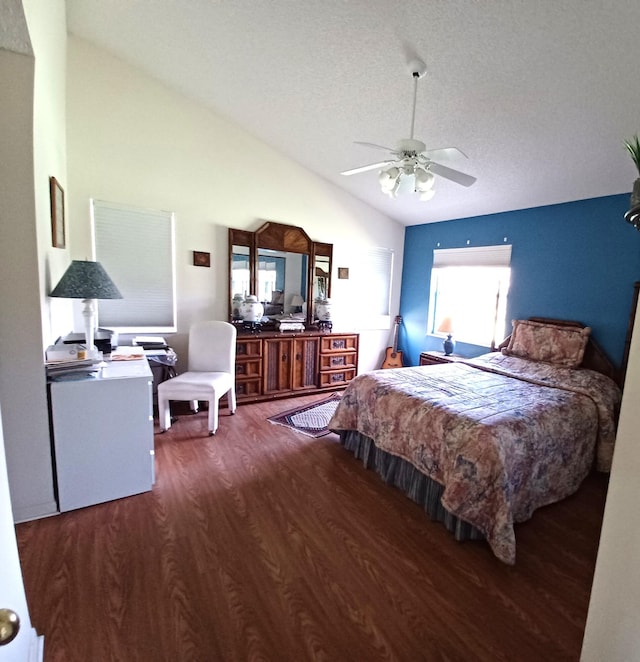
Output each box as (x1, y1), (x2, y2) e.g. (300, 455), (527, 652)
(236, 378), (262, 399)
(319, 368), (357, 388)
(320, 353), (356, 371)
(320, 334), (358, 354)
(235, 358), (261, 378)
(236, 337), (262, 359)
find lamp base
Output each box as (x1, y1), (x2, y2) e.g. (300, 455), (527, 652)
(443, 334), (455, 356)
(82, 298), (98, 356)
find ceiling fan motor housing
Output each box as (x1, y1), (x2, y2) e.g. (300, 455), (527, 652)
(396, 138), (426, 155)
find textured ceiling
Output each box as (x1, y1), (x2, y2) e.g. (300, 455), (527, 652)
(65, 0), (640, 226)
(0, 0), (33, 55)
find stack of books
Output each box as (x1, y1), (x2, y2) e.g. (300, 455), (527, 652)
(132, 336), (168, 350)
(45, 358), (102, 379)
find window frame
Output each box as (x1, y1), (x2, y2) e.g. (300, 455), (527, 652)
(427, 245), (512, 348)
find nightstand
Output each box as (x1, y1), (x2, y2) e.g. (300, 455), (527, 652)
(419, 350), (465, 366)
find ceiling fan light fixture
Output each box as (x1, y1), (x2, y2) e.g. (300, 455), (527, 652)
(414, 167), (435, 192)
(379, 166), (401, 196)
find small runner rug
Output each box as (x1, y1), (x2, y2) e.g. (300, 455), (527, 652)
(267, 393), (342, 437)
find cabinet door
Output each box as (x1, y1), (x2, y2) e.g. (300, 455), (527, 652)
(50, 375), (153, 512)
(263, 337), (293, 395)
(292, 336), (319, 390)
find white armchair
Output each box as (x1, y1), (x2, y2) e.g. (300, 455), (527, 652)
(157, 321), (237, 435)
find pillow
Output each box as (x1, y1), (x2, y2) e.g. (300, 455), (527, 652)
(501, 319), (591, 368)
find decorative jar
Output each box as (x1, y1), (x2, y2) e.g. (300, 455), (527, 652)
(315, 298), (332, 321)
(232, 293), (244, 320)
(241, 295), (264, 323)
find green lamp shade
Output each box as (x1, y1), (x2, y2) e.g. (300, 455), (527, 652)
(50, 260), (122, 300)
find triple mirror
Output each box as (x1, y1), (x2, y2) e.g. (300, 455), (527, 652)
(229, 221), (332, 326)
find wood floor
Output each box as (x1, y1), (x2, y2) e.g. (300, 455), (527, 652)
(16, 394), (608, 662)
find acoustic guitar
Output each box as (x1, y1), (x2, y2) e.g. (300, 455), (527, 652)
(381, 315), (404, 369)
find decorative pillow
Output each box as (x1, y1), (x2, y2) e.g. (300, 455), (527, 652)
(501, 319), (591, 368)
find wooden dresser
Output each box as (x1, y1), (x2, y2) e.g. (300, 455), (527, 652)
(235, 330), (359, 403)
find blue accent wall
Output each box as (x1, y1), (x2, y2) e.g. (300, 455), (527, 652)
(399, 194), (640, 370)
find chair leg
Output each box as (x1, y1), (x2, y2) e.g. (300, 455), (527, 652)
(158, 395), (172, 431)
(207, 397), (219, 436)
(190, 400), (199, 414)
(227, 387), (236, 414)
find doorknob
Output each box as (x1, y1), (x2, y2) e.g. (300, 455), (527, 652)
(0, 608), (20, 646)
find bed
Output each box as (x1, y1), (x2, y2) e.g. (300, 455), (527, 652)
(328, 319), (622, 564)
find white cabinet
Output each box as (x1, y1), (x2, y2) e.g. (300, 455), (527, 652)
(49, 359), (154, 512)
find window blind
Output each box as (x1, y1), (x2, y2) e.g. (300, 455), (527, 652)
(350, 247), (393, 328)
(92, 199), (176, 332)
(433, 244), (512, 268)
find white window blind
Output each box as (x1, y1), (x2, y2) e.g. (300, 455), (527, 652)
(92, 199), (176, 332)
(433, 244), (512, 268)
(351, 247), (393, 329)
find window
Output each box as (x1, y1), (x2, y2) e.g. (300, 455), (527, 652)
(92, 199), (176, 332)
(257, 256), (282, 302)
(428, 245), (511, 347)
(350, 247), (393, 328)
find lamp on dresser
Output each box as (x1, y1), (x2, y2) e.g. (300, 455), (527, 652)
(49, 260), (122, 356)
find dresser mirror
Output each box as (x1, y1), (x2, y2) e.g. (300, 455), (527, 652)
(228, 221), (332, 326)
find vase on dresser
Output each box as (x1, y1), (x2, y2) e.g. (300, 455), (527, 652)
(241, 295), (264, 323)
(315, 298), (332, 321)
(232, 293), (245, 321)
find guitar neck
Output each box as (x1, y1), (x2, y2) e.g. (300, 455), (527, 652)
(391, 315), (402, 352)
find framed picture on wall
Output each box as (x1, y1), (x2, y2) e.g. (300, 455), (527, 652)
(193, 250), (211, 267)
(50, 176), (65, 248)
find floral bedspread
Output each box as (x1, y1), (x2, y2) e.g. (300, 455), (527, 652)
(328, 353), (621, 564)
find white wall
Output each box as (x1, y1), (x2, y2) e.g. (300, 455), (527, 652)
(66, 37), (405, 371)
(0, 0), (67, 521)
(581, 297), (640, 659)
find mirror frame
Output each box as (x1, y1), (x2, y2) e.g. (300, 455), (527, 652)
(228, 221), (332, 327)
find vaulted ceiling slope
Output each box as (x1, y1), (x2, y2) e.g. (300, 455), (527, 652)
(66, 0), (640, 226)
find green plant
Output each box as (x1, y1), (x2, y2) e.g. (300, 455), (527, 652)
(624, 134), (640, 175)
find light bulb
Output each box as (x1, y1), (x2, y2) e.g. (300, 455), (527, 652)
(414, 167), (435, 192)
(379, 167), (400, 189)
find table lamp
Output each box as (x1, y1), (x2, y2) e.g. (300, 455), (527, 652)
(290, 294), (304, 313)
(50, 260), (122, 355)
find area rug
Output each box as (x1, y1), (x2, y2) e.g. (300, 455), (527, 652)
(268, 393), (341, 437)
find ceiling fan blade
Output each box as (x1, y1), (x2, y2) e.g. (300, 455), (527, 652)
(423, 147), (469, 162)
(341, 160), (394, 176)
(429, 162), (477, 187)
(354, 141), (394, 152)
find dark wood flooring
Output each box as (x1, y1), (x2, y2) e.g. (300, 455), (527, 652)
(16, 394), (607, 662)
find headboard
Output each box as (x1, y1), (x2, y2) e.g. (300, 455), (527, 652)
(497, 317), (620, 386)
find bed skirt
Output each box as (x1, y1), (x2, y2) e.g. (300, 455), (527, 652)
(339, 430), (484, 542)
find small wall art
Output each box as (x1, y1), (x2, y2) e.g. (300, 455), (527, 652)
(193, 251), (211, 267)
(338, 267), (349, 279)
(50, 176), (65, 248)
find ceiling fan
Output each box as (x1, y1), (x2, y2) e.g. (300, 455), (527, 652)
(341, 60), (476, 200)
